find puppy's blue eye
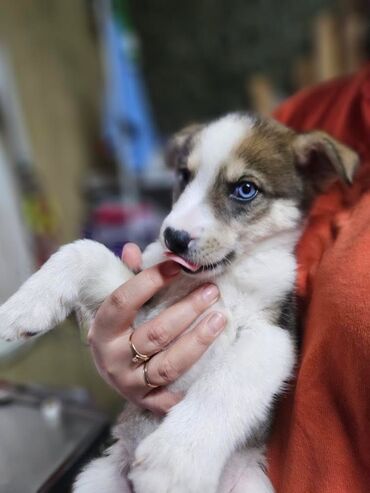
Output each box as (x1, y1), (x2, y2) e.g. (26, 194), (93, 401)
(231, 181), (258, 201)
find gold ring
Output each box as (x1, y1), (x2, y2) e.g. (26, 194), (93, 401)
(129, 331), (150, 365)
(143, 360), (158, 389)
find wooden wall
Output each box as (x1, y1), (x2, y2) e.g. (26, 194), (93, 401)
(0, 0), (101, 242)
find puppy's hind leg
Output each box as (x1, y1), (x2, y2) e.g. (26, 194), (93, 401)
(0, 239), (132, 341)
(218, 448), (274, 493)
(73, 442), (132, 493)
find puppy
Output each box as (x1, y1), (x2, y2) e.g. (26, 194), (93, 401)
(0, 113), (358, 493)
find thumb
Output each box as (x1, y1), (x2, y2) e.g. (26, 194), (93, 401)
(122, 243), (142, 273)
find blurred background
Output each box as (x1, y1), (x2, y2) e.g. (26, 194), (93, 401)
(0, 0), (368, 491)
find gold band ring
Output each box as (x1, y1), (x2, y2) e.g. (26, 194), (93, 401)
(143, 360), (158, 389)
(129, 331), (150, 365)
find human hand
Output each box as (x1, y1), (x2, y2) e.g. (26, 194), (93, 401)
(88, 243), (226, 415)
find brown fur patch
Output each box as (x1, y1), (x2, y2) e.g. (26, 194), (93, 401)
(234, 118), (304, 200)
(166, 124), (202, 172)
(293, 130), (359, 186)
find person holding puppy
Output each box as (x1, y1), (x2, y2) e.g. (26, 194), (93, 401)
(88, 63), (370, 493)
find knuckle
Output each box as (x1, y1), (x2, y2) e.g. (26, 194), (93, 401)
(191, 291), (207, 314)
(142, 270), (160, 290)
(151, 402), (168, 415)
(194, 328), (213, 348)
(109, 290), (129, 311)
(157, 358), (180, 384)
(106, 365), (129, 389)
(146, 323), (169, 348)
(140, 398), (163, 414)
(104, 364), (117, 382)
(117, 372), (131, 391)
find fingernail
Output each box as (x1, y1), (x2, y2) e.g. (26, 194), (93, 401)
(207, 312), (226, 334)
(202, 284), (219, 303)
(161, 261), (181, 277)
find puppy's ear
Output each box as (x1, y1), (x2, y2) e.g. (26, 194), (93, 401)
(293, 130), (359, 191)
(165, 124), (203, 169)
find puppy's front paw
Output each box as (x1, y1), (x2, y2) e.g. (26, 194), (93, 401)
(0, 268), (68, 341)
(0, 293), (53, 341)
(129, 432), (219, 493)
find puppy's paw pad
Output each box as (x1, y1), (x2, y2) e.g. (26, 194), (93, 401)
(19, 331), (39, 339)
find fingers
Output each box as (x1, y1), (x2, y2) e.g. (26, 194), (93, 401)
(122, 243), (142, 273)
(131, 283), (220, 357)
(94, 309), (226, 412)
(93, 261), (181, 341)
(139, 388), (184, 415)
(118, 310), (226, 400)
(144, 311), (226, 387)
(91, 330), (183, 415)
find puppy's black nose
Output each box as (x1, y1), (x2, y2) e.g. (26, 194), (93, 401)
(164, 227), (191, 254)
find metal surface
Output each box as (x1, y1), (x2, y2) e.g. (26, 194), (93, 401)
(0, 397), (108, 493)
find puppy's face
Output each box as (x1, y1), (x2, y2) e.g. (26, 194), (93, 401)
(161, 113), (358, 276)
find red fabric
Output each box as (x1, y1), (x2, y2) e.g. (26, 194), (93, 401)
(267, 63), (370, 493)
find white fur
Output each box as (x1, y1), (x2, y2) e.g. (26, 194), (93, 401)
(198, 113), (254, 176)
(218, 448), (274, 493)
(163, 179), (215, 237)
(0, 114), (299, 493)
(73, 442), (132, 493)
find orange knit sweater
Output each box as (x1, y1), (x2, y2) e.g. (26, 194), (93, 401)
(268, 63), (370, 493)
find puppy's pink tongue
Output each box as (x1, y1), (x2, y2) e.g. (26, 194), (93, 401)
(164, 252), (200, 272)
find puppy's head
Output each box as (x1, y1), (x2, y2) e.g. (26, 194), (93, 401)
(161, 113), (359, 276)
